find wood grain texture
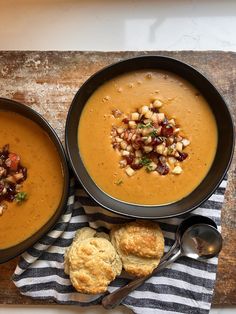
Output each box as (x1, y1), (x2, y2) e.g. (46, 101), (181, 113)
(0, 51), (235, 306)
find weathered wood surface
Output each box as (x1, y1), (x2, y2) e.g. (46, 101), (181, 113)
(0, 51), (235, 306)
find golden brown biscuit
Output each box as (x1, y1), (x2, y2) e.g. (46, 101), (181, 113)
(64, 227), (122, 294)
(110, 220), (164, 277)
(73, 227), (97, 242)
(64, 227), (110, 275)
(64, 227), (96, 275)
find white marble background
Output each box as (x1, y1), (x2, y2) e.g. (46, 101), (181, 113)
(0, 0), (235, 313)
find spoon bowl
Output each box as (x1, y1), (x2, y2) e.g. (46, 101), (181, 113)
(160, 215), (218, 264)
(181, 224), (222, 260)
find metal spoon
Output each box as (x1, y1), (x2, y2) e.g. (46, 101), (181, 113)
(102, 222), (222, 309)
(158, 215), (218, 266)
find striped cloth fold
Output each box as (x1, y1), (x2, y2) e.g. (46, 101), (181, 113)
(12, 177), (227, 314)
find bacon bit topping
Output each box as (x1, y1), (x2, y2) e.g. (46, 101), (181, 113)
(156, 162), (169, 175)
(176, 152), (188, 161)
(161, 124), (174, 138)
(0, 144), (28, 215)
(112, 108), (123, 118)
(111, 103), (190, 177)
(122, 118), (129, 124)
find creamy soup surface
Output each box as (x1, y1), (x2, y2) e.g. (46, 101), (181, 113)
(0, 111), (63, 249)
(78, 70), (217, 205)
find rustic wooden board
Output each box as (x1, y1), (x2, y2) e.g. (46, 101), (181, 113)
(0, 51), (235, 306)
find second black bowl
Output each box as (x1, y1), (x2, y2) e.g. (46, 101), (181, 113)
(0, 98), (69, 263)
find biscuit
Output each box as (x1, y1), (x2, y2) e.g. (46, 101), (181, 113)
(64, 227), (122, 294)
(64, 227), (96, 275)
(64, 227), (110, 275)
(74, 227), (97, 242)
(110, 220), (164, 277)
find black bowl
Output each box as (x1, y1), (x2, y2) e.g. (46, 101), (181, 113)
(0, 98), (69, 263)
(65, 56), (234, 219)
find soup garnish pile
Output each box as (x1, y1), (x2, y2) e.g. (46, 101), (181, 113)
(0, 144), (27, 215)
(111, 100), (190, 177)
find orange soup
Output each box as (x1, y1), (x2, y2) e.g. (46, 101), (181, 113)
(0, 111), (63, 249)
(78, 70), (217, 205)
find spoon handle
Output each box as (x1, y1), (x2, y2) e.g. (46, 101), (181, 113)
(159, 240), (178, 265)
(102, 250), (181, 309)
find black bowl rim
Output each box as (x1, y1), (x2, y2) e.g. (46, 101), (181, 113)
(65, 55), (235, 219)
(0, 98), (70, 263)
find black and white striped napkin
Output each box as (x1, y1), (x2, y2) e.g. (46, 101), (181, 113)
(13, 177), (227, 314)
